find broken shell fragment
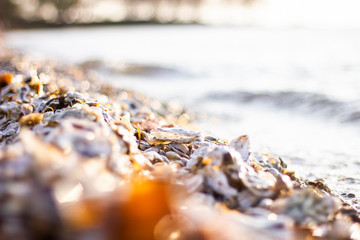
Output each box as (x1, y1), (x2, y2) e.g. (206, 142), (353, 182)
(146, 127), (201, 145)
(229, 134), (250, 161)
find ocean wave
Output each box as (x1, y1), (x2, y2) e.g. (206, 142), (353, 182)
(81, 60), (194, 79)
(206, 90), (360, 123)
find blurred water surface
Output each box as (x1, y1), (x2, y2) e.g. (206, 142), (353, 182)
(4, 25), (360, 206)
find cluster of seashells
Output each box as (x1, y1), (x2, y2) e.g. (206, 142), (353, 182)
(1, 50), (360, 240)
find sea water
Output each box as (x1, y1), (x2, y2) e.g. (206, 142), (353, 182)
(4, 25), (360, 206)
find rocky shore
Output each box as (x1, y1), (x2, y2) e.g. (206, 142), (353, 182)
(0, 48), (359, 240)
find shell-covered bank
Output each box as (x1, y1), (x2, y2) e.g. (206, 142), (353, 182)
(0, 49), (359, 240)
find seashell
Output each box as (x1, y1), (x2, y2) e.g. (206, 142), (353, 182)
(113, 112), (132, 132)
(170, 143), (189, 154)
(187, 145), (244, 169)
(183, 174), (204, 193)
(143, 150), (168, 164)
(237, 190), (260, 209)
(271, 189), (341, 226)
(165, 151), (181, 161)
(0, 102), (23, 124)
(41, 119), (112, 157)
(168, 145), (190, 159)
(229, 135), (250, 161)
(146, 127), (201, 145)
(180, 157), (189, 166)
(169, 160), (185, 169)
(258, 198), (274, 208)
(203, 166), (238, 197)
(274, 174), (293, 193)
(64, 91), (86, 103)
(242, 172), (277, 198)
(313, 219), (359, 239)
(20, 128), (66, 169)
(204, 136), (218, 142)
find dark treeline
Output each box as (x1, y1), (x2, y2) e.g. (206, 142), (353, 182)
(0, 0), (256, 29)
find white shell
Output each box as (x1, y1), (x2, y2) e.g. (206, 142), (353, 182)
(230, 135), (250, 161)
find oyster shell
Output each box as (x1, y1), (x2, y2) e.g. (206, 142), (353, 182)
(146, 127), (201, 145)
(272, 189), (341, 227)
(229, 134), (250, 161)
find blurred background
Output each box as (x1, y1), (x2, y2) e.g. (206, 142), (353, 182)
(2, 0), (360, 29)
(2, 0), (360, 204)
(1, 0), (256, 28)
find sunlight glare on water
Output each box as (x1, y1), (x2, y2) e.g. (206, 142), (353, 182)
(200, 0), (360, 28)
